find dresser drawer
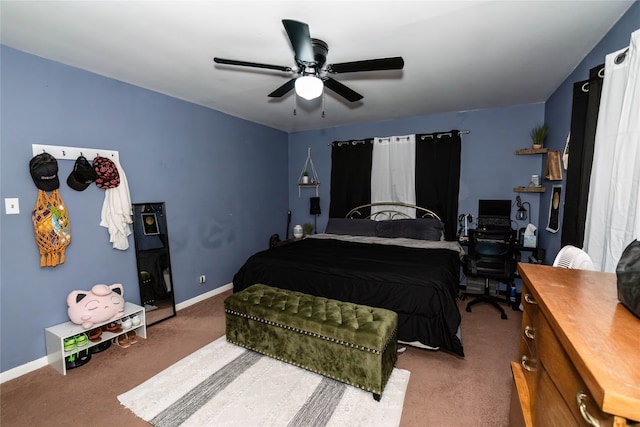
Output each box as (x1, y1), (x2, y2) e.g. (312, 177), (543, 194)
(515, 264), (640, 425)
(537, 314), (613, 426)
(520, 288), (540, 389)
(510, 362), (529, 427)
(535, 366), (580, 426)
(519, 309), (539, 395)
(520, 288), (540, 330)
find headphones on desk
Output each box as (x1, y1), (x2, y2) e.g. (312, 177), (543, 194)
(458, 214), (473, 238)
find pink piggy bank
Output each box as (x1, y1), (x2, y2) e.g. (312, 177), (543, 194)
(67, 284), (125, 329)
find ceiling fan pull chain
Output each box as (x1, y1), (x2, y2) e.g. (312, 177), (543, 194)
(322, 92), (326, 118)
(293, 95), (297, 116)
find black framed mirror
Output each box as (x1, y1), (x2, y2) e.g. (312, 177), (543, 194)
(132, 202), (176, 326)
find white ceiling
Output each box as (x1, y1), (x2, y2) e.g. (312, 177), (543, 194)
(1, 1), (634, 133)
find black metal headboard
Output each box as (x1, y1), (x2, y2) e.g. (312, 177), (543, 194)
(345, 202), (441, 221)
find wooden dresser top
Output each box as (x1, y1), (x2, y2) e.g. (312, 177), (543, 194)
(518, 263), (640, 422)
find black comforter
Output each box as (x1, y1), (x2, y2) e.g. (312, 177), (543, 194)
(233, 237), (464, 356)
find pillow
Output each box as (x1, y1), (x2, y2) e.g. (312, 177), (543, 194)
(375, 218), (444, 241)
(324, 218), (377, 236)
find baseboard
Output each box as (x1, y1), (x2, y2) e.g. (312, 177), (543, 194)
(0, 356), (50, 384)
(0, 282), (234, 384)
(175, 282), (233, 311)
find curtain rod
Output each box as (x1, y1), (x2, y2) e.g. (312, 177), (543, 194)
(331, 139), (370, 147)
(419, 130), (470, 140)
(329, 130), (470, 146)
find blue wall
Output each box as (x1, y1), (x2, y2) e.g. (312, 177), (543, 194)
(286, 2), (640, 265)
(541, 3), (639, 261)
(287, 105), (546, 239)
(2, 3), (638, 375)
(0, 46), (288, 373)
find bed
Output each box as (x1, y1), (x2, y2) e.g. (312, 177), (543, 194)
(232, 202), (465, 357)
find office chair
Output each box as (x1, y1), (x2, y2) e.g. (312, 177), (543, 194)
(463, 229), (517, 320)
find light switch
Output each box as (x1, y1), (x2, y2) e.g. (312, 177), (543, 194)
(5, 198), (20, 214)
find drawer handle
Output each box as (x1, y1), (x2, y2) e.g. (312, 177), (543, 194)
(524, 293), (537, 305)
(576, 392), (600, 427)
(521, 355), (536, 372)
(524, 325), (535, 339)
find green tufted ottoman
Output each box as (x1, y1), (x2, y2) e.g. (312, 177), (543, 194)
(224, 284), (398, 401)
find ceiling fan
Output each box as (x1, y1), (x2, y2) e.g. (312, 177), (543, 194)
(213, 19), (404, 102)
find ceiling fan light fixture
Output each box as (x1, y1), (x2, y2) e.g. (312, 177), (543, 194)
(295, 75), (323, 100)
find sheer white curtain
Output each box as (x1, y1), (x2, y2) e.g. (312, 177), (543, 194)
(371, 135), (416, 218)
(584, 29), (640, 272)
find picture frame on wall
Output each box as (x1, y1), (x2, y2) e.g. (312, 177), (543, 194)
(142, 213), (160, 235)
(546, 185), (562, 233)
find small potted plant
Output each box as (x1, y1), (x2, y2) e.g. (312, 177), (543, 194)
(301, 171), (309, 184)
(303, 223), (314, 236)
(530, 124), (548, 149)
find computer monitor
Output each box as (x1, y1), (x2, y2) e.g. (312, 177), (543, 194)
(477, 199), (511, 229)
(478, 199), (511, 218)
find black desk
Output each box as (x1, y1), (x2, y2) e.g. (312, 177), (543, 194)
(458, 236), (542, 264)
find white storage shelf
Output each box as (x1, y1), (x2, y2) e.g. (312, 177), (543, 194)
(45, 302), (147, 375)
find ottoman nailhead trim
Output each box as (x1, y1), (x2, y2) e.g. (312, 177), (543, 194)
(225, 308), (389, 354)
(225, 285), (398, 398)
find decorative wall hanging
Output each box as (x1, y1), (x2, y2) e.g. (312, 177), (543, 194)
(544, 150), (563, 181)
(297, 145), (320, 197)
(546, 185), (562, 233)
(32, 189), (71, 267)
(142, 213), (160, 235)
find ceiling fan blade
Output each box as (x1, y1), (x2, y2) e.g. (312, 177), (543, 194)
(282, 19), (314, 63)
(214, 57), (292, 72)
(323, 77), (363, 102)
(268, 79), (296, 98)
(327, 57), (404, 74)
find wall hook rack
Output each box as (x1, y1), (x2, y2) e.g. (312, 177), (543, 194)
(32, 144), (119, 162)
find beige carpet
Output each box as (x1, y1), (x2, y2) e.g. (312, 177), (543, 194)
(1, 289), (521, 427)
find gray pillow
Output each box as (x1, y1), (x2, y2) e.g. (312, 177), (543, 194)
(375, 218), (444, 241)
(325, 218), (377, 236)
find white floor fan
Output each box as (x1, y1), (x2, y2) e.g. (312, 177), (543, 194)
(517, 245), (595, 311)
(553, 245), (595, 270)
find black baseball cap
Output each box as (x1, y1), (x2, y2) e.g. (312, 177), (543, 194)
(67, 156), (98, 191)
(29, 153), (60, 191)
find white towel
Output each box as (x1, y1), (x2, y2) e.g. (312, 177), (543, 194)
(99, 157), (132, 250)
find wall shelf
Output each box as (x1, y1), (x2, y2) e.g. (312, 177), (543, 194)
(514, 186), (546, 193)
(297, 183), (320, 197)
(298, 183), (320, 189)
(297, 146), (320, 197)
(515, 148), (548, 155)
(514, 146), (547, 193)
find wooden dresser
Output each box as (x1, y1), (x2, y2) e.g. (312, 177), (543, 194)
(510, 264), (640, 426)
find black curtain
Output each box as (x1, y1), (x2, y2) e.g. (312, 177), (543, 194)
(415, 131), (462, 241)
(561, 64), (604, 247)
(328, 131), (462, 240)
(328, 139), (373, 218)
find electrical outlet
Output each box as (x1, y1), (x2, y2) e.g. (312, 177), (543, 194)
(199, 275), (206, 284)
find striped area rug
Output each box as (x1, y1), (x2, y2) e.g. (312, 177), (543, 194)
(118, 336), (410, 427)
